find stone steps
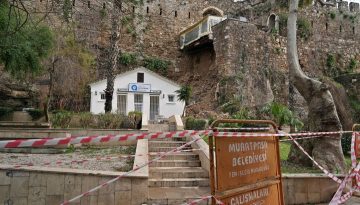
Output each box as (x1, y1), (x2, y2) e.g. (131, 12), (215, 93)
(149, 178), (210, 187)
(150, 160), (201, 167)
(149, 141), (186, 147)
(149, 152), (199, 160)
(150, 167), (209, 178)
(149, 146), (192, 152)
(147, 187), (210, 205)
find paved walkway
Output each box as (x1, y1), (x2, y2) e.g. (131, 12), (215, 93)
(317, 196), (360, 204)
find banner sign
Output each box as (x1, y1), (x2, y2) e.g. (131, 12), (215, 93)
(128, 83), (151, 92)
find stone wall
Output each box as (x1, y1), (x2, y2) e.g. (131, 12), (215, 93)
(0, 168), (147, 205)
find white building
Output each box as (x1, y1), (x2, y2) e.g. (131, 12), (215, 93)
(89, 67), (185, 121)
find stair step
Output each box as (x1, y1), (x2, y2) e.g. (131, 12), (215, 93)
(149, 152), (199, 160)
(149, 146), (192, 152)
(149, 178), (210, 187)
(150, 167), (209, 178)
(149, 141), (186, 147)
(150, 160), (201, 167)
(148, 187), (210, 205)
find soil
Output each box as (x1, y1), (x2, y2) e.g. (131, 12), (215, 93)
(0, 145), (136, 172)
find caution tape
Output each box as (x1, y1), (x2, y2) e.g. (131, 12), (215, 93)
(0, 130), (211, 149)
(60, 138), (200, 205)
(0, 130), (355, 149)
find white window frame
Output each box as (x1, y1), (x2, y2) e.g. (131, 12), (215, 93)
(134, 94), (143, 112)
(167, 94), (176, 103)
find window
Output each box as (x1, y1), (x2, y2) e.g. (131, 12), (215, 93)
(100, 92), (106, 100)
(134, 94), (143, 112)
(168, 95), (175, 103)
(137, 73), (144, 83)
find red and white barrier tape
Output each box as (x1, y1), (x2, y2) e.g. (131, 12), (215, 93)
(60, 138), (200, 205)
(214, 130), (352, 138)
(214, 127), (271, 131)
(0, 130), (354, 149)
(281, 131), (342, 184)
(0, 130), (211, 149)
(279, 135), (339, 142)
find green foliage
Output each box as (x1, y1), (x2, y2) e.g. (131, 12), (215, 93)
(0, 107), (12, 119)
(96, 113), (123, 129)
(175, 85), (192, 106)
(65, 144), (76, 153)
(26, 109), (44, 120)
(221, 97), (242, 115)
(63, 34), (95, 69)
(0, 2), (54, 79)
(143, 57), (169, 74)
(348, 58), (358, 73)
(341, 133), (352, 155)
(278, 13), (288, 36)
(261, 102), (303, 130)
(329, 12), (336, 20)
(78, 112), (94, 128)
(297, 17), (311, 40)
(343, 14), (348, 19)
(118, 52), (137, 66)
(325, 54), (340, 77)
(276, 0), (288, 8)
(51, 111), (73, 128)
(299, 0), (313, 7)
(349, 95), (360, 123)
(121, 16), (133, 25)
(63, 0), (72, 22)
(349, 15), (357, 23)
(185, 117), (207, 130)
(100, 8), (107, 19)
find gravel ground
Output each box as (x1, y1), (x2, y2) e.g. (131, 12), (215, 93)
(0, 145), (136, 172)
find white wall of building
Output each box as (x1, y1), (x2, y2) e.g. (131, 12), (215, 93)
(89, 67), (185, 121)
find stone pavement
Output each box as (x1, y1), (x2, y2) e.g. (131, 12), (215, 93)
(317, 196), (360, 204)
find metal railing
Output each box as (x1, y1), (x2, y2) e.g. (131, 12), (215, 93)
(179, 15), (225, 49)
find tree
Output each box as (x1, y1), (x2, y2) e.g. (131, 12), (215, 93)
(0, 1), (54, 79)
(175, 85), (192, 116)
(287, 0), (346, 173)
(104, 0), (122, 113)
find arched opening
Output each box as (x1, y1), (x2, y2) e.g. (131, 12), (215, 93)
(202, 6), (224, 17)
(267, 13), (279, 32)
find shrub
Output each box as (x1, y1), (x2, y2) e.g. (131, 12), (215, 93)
(341, 133), (352, 155)
(261, 102), (303, 130)
(329, 12), (336, 20)
(0, 107), (12, 119)
(51, 111), (73, 128)
(96, 113), (123, 129)
(128, 111), (142, 129)
(297, 17), (311, 40)
(26, 109), (44, 121)
(185, 117), (207, 130)
(278, 13), (288, 37)
(143, 57), (169, 74)
(348, 58), (358, 73)
(118, 52), (137, 66)
(78, 112), (94, 128)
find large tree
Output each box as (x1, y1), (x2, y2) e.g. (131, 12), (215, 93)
(0, 1), (54, 79)
(104, 0), (122, 113)
(287, 0), (346, 173)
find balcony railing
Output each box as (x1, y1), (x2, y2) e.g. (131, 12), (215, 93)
(179, 15), (226, 49)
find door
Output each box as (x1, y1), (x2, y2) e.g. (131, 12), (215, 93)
(117, 94), (127, 115)
(150, 95), (160, 120)
(134, 94), (143, 113)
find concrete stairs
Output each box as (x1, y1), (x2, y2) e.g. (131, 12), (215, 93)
(147, 137), (210, 205)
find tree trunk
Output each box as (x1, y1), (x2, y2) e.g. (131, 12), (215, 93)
(45, 57), (58, 123)
(287, 0), (346, 173)
(104, 0), (121, 113)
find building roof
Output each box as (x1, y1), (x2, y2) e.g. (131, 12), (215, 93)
(89, 67), (181, 87)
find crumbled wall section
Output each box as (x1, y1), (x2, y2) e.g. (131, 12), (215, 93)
(0, 170), (147, 205)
